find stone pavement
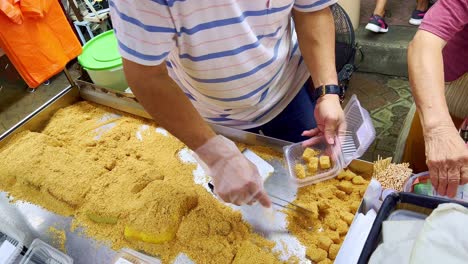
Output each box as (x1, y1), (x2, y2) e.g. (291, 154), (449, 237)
(344, 72), (413, 162)
(360, 0), (416, 26)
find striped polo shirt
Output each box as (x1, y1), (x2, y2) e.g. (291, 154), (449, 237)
(110, 0), (336, 129)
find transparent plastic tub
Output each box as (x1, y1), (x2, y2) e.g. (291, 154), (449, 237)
(0, 218), (25, 264)
(19, 239), (73, 264)
(284, 95), (376, 186)
(403, 171), (468, 202)
(113, 248), (161, 264)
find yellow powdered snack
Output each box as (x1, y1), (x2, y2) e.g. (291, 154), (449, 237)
(286, 170), (369, 263)
(0, 102), (284, 264)
(48, 227), (67, 253)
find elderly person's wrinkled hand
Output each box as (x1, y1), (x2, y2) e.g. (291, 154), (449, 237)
(425, 124), (468, 197)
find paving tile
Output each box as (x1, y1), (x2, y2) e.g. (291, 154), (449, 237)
(372, 107), (394, 123)
(386, 78), (409, 90)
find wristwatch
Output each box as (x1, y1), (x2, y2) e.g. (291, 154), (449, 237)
(312, 84), (345, 103)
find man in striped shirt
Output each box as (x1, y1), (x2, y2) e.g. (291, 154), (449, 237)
(111, 0), (344, 207)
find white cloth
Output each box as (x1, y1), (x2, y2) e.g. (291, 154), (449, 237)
(369, 203), (468, 264)
(411, 203), (468, 264)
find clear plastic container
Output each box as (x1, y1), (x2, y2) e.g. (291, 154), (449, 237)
(284, 95), (376, 186)
(403, 171), (468, 202)
(19, 239), (73, 264)
(113, 248), (161, 264)
(0, 219), (25, 264)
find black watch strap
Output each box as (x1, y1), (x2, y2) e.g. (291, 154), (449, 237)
(312, 84), (345, 103)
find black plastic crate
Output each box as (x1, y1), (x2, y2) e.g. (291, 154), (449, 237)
(358, 192), (468, 264)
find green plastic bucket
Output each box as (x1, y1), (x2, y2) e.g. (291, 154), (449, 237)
(78, 30), (128, 91)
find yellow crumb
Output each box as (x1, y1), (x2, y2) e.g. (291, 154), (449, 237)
(319, 156), (331, 169)
(47, 227), (67, 253)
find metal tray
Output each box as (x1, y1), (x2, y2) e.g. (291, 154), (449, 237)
(0, 83), (374, 263)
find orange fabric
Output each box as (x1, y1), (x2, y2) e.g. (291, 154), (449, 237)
(402, 111), (464, 173)
(0, 0), (23, 24)
(20, 0), (53, 19)
(0, 0), (81, 88)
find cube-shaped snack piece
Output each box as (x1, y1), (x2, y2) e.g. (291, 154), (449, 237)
(306, 247), (328, 262)
(337, 181), (353, 194)
(318, 259), (333, 264)
(340, 211), (355, 225)
(296, 201), (319, 219)
(351, 175), (366, 185)
(318, 236), (333, 251)
(302, 148), (320, 163)
(329, 244), (341, 260)
(307, 157), (319, 174)
(335, 190), (347, 200)
(295, 164), (306, 179)
(326, 231), (341, 244)
(336, 220), (348, 235)
(337, 170), (347, 180)
(320, 155), (331, 169)
(349, 201), (361, 213)
(344, 169), (357, 181)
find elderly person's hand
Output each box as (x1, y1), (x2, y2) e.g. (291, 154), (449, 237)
(425, 124), (468, 197)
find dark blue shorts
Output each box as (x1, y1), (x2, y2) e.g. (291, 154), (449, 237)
(246, 80), (317, 143)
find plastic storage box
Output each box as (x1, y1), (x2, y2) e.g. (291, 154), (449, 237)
(0, 219), (25, 264)
(284, 95), (375, 186)
(78, 30), (129, 91)
(19, 239), (73, 264)
(113, 248), (161, 264)
(357, 192), (468, 264)
(403, 171), (468, 202)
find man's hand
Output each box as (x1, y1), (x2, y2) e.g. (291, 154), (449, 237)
(195, 135), (272, 207)
(425, 124), (468, 197)
(302, 94), (345, 146)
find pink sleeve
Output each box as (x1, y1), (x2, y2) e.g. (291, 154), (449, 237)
(419, 0), (468, 41)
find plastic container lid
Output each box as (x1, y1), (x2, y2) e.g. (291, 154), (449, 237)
(19, 239), (73, 264)
(284, 95), (375, 186)
(113, 248), (161, 264)
(339, 95), (376, 167)
(0, 219), (25, 264)
(78, 30), (123, 71)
